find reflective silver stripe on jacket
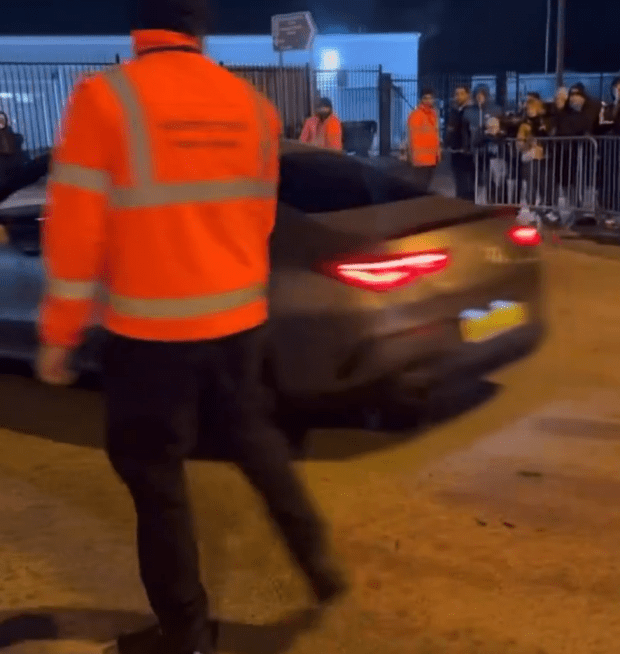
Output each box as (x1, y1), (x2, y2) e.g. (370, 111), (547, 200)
(49, 162), (111, 194)
(45, 67), (271, 318)
(109, 283), (266, 319)
(47, 278), (98, 300)
(103, 68), (154, 187)
(108, 179), (277, 209)
(101, 67), (277, 208)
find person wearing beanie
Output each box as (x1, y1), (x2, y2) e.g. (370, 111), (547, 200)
(406, 87), (441, 192)
(36, 1), (348, 653)
(568, 82), (601, 133)
(299, 96), (343, 150)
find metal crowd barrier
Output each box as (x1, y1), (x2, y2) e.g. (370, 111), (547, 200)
(474, 135), (620, 223)
(595, 136), (620, 218)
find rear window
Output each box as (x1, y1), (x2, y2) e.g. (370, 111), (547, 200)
(278, 151), (427, 214)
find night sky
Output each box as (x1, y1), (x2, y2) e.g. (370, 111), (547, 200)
(2, 0), (618, 75)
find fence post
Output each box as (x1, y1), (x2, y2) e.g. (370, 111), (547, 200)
(378, 68), (392, 156)
(599, 72), (604, 102)
(496, 71), (507, 109)
(515, 72), (520, 111)
(306, 63), (315, 118)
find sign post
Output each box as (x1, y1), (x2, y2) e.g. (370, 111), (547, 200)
(271, 11), (318, 68)
(556, 0), (566, 88)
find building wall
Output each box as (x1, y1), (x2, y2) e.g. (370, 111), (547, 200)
(0, 33), (420, 153)
(0, 33), (420, 78)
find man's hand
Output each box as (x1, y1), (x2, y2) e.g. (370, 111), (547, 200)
(36, 344), (78, 386)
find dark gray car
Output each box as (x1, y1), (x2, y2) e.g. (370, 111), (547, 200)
(0, 141), (545, 413)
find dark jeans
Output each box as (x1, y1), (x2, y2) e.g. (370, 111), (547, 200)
(522, 160), (553, 208)
(412, 165), (436, 193)
(103, 325), (329, 653)
(450, 152), (476, 201)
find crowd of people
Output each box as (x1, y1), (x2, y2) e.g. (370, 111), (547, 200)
(442, 78), (620, 210)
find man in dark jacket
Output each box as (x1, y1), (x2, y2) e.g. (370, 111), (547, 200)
(556, 84), (599, 136)
(0, 112), (24, 186)
(599, 76), (620, 135)
(463, 85), (504, 203)
(464, 84), (503, 148)
(445, 85), (476, 200)
(597, 77), (620, 213)
(552, 84), (599, 223)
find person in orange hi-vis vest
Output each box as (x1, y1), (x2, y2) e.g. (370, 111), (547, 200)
(36, 1), (347, 652)
(407, 87), (441, 193)
(299, 97), (343, 150)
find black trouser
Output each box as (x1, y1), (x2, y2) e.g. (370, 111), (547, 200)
(522, 160), (553, 208)
(412, 165), (436, 193)
(450, 152), (476, 201)
(103, 325), (329, 653)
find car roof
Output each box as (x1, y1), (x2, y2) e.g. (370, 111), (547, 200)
(280, 139), (346, 158)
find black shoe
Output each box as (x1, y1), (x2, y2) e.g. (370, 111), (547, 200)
(109, 620), (219, 654)
(307, 562), (350, 606)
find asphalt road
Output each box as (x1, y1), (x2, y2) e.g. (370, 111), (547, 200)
(1, 242), (620, 654)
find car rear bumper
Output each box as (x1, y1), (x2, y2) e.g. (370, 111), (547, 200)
(272, 270), (545, 404)
(390, 321), (545, 395)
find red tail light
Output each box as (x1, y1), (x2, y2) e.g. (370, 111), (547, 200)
(320, 249), (451, 292)
(506, 225), (542, 247)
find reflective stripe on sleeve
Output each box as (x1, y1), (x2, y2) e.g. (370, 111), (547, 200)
(103, 67), (153, 186)
(108, 282), (266, 319)
(49, 162), (111, 194)
(108, 178), (278, 209)
(47, 278), (98, 300)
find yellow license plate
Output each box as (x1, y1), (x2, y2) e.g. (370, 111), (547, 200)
(459, 302), (528, 343)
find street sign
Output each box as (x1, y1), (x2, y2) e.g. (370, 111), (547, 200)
(271, 12), (317, 53)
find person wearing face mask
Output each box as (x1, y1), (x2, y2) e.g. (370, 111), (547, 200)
(551, 84), (599, 225)
(299, 97), (343, 150)
(556, 84), (598, 136)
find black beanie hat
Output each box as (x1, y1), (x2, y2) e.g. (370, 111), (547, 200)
(131, 0), (209, 37)
(569, 82), (586, 98)
(317, 97), (333, 110)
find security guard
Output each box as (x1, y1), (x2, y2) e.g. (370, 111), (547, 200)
(299, 97), (343, 150)
(407, 87), (441, 193)
(36, 0), (347, 652)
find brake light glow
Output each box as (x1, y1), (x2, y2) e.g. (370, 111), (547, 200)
(507, 225), (542, 247)
(321, 249), (451, 292)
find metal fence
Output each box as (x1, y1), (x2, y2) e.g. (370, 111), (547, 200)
(228, 65), (312, 139)
(0, 62), (112, 156)
(310, 66), (381, 148)
(474, 136), (620, 221)
(1, 61), (618, 160)
(0, 61), (313, 154)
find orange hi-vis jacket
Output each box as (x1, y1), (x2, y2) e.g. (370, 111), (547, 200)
(39, 30), (282, 347)
(407, 104), (441, 167)
(299, 114), (343, 150)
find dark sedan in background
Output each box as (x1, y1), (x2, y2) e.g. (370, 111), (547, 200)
(0, 141), (545, 421)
